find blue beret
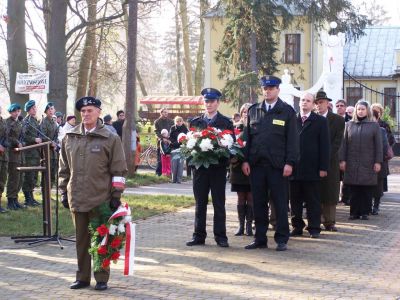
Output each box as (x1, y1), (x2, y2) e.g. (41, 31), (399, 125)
(44, 102), (54, 112)
(8, 103), (21, 112)
(75, 96), (102, 111)
(201, 88), (222, 101)
(260, 75), (281, 87)
(24, 100), (36, 112)
(55, 111), (63, 117)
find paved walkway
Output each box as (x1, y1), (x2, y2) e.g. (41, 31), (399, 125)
(1, 176), (400, 299)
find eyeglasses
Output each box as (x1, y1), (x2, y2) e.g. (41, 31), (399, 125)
(336, 105), (345, 107)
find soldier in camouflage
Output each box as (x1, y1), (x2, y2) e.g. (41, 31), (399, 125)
(21, 100), (42, 207)
(6, 103), (24, 210)
(0, 105), (9, 213)
(39, 102), (59, 189)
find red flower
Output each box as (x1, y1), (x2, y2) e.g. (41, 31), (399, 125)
(189, 127), (196, 131)
(111, 251), (120, 261)
(234, 128), (241, 135)
(221, 129), (233, 135)
(209, 134), (217, 140)
(237, 138), (244, 147)
(207, 126), (214, 131)
(97, 246), (107, 255)
(201, 130), (209, 137)
(97, 224), (109, 237)
(110, 237), (122, 248)
(178, 135), (187, 143)
(102, 258), (111, 268)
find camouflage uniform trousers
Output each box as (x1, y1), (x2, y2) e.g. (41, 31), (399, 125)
(6, 161), (22, 199)
(22, 156), (40, 193)
(0, 159), (8, 201)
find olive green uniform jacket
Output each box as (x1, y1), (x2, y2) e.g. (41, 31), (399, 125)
(58, 121), (128, 212)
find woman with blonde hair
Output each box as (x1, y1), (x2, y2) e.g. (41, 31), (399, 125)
(339, 100), (383, 220)
(230, 103), (253, 236)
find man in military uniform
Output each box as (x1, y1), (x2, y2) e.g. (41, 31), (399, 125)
(39, 102), (59, 189)
(186, 88), (234, 248)
(154, 108), (174, 176)
(6, 103), (24, 210)
(315, 91), (345, 232)
(21, 100), (42, 207)
(242, 76), (299, 251)
(0, 105), (9, 213)
(59, 96), (127, 291)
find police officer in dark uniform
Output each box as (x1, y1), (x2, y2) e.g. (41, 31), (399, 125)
(242, 76), (299, 251)
(186, 88), (234, 248)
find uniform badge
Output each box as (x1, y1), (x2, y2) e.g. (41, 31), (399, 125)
(90, 144), (101, 153)
(272, 119), (285, 126)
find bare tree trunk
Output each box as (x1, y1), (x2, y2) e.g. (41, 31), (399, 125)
(178, 0), (193, 95)
(47, 0), (68, 113)
(122, 0), (147, 97)
(250, 31), (257, 103)
(43, 0), (50, 68)
(122, 0), (138, 176)
(6, 0), (29, 106)
(194, 0), (208, 95)
(76, 0), (97, 100)
(175, 1), (183, 96)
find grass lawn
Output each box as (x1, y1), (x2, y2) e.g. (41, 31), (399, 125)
(126, 172), (171, 187)
(0, 193), (194, 237)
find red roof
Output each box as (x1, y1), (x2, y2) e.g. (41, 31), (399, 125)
(139, 96), (204, 105)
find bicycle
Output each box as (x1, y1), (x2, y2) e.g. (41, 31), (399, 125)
(139, 136), (158, 170)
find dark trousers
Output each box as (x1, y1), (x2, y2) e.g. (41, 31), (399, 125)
(250, 165), (289, 245)
(192, 166), (227, 242)
(349, 185), (373, 217)
(290, 180), (321, 234)
(71, 211), (109, 283)
(155, 148), (162, 176)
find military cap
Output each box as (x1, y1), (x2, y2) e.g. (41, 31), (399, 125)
(44, 102), (54, 112)
(75, 96), (102, 111)
(24, 99), (36, 112)
(315, 90), (332, 102)
(8, 103), (21, 112)
(55, 111), (63, 117)
(201, 88), (222, 102)
(260, 75), (281, 87)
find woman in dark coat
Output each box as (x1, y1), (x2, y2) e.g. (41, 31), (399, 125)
(230, 103), (252, 236)
(339, 100), (383, 220)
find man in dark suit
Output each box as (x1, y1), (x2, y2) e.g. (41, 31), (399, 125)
(242, 75), (299, 251)
(290, 93), (330, 238)
(315, 91), (345, 232)
(186, 88), (234, 248)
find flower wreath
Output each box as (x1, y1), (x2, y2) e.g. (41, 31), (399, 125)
(88, 202), (135, 275)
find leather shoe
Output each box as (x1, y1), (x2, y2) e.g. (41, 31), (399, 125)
(290, 229), (303, 237)
(276, 243), (287, 251)
(325, 225), (338, 232)
(310, 232), (320, 239)
(216, 240), (229, 247)
(94, 282), (108, 291)
(244, 241), (267, 249)
(186, 238), (205, 246)
(361, 215), (369, 220)
(70, 280), (90, 289)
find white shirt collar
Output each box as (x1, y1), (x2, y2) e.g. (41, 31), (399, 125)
(265, 99), (278, 110)
(84, 127), (96, 134)
(320, 110), (328, 118)
(300, 111), (311, 118)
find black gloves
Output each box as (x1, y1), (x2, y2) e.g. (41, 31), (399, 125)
(61, 192), (69, 209)
(110, 197), (121, 211)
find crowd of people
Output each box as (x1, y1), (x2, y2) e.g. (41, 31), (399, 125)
(182, 77), (395, 251)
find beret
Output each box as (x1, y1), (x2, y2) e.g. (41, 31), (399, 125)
(75, 96), (101, 111)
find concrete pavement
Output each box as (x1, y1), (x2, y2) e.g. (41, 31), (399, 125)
(1, 175), (400, 299)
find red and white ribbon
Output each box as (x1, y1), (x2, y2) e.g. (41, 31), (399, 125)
(108, 203), (135, 276)
(112, 176), (126, 189)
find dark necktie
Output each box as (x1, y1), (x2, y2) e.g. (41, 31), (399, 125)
(267, 105), (271, 112)
(301, 115), (308, 125)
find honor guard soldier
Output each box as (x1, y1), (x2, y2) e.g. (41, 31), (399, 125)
(242, 76), (299, 251)
(59, 96), (127, 291)
(6, 103), (24, 210)
(186, 88), (234, 248)
(39, 102), (59, 189)
(21, 100), (42, 207)
(0, 105), (9, 213)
